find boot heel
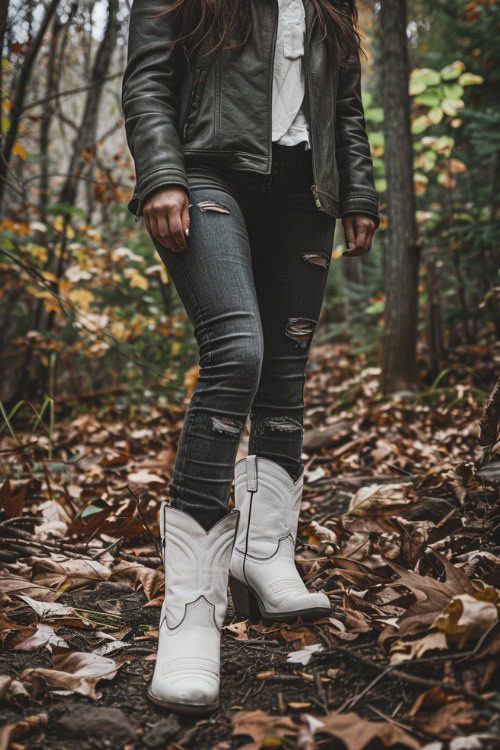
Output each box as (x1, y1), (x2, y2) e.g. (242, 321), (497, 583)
(229, 575), (261, 621)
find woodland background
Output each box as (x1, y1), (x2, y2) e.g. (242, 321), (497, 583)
(0, 1), (499, 749)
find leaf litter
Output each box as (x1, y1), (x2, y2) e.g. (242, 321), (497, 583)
(0, 343), (499, 748)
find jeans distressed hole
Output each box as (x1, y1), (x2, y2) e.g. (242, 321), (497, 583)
(211, 416), (243, 436)
(302, 252), (330, 268)
(262, 416), (303, 434)
(196, 200), (231, 214)
(285, 317), (317, 349)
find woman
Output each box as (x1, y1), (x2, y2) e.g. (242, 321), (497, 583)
(122, 0), (379, 714)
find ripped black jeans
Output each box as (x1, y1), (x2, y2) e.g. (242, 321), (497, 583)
(152, 141), (336, 530)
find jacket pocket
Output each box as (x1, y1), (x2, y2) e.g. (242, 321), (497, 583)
(181, 68), (208, 142)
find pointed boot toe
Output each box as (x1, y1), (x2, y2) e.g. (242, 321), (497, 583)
(149, 656), (220, 712)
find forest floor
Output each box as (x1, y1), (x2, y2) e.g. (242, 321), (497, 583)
(1, 338), (499, 750)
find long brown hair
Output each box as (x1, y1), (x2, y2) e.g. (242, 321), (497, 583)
(154, 1), (363, 70)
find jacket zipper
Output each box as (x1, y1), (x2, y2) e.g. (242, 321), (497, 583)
(304, 13), (321, 209)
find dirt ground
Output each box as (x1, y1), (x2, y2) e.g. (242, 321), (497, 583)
(1, 343), (499, 749)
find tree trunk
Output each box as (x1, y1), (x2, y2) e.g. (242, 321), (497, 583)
(0, 0), (60, 210)
(379, 0), (420, 397)
(58, 0), (119, 209)
(424, 243), (446, 379)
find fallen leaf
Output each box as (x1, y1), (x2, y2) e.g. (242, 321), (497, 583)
(22, 651), (122, 699)
(31, 557), (111, 590)
(433, 590), (499, 648)
(348, 482), (416, 516)
(232, 710), (296, 748)
(313, 711), (421, 749)
(224, 620), (248, 640)
(0, 675), (30, 703)
(109, 560), (162, 600)
(287, 643), (324, 665)
(127, 470), (164, 484)
(1, 574), (60, 603)
(390, 630), (448, 664)
(13, 623), (68, 652)
(13, 595), (94, 628)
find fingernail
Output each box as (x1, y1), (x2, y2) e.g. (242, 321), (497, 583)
(184, 228), (189, 237)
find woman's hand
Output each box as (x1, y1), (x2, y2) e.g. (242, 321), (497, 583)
(143, 187), (191, 252)
(341, 214), (376, 257)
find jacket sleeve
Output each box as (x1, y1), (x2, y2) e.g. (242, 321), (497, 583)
(335, 47), (380, 229)
(121, 0), (189, 214)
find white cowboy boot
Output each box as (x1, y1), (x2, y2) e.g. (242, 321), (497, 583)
(148, 504), (239, 713)
(229, 454), (331, 622)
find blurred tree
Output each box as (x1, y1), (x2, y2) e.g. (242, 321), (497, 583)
(379, 0), (420, 397)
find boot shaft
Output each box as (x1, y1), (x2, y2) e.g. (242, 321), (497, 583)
(233, 455), (304, 559)
(160, 504), (239, 629)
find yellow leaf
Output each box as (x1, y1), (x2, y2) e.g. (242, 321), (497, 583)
(68, 289), (94, 310)
(26, 243), (48, 263)
(53, 216), (75, 239)
(12, 142), (27, 160)
(129, 272), (148, 290)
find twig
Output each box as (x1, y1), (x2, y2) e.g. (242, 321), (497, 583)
(315, 639), (494, 708)
(115, 552), (160, 569)
(314, 670), (328, 714)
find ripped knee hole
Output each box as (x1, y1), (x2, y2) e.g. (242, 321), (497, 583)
(194, 200), (231, 214)
(211, 415), (244, 436)
(260, 416), (303, 434)
(285, 317), (317, 348)
(302, 252), (330, 268)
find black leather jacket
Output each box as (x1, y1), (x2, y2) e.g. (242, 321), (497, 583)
(121, 0), (380, 229)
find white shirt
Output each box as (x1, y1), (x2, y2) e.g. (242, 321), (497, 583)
(272, 0), (311, 150)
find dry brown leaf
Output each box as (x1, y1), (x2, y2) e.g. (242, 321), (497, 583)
(22, 651), (122, 699)
(347, 482), (416, 517)
(13, 623), (68, 652)
(232, 709), (297, 749)
(382, 550), (477, 613)
(143, 595), (164, 607)
(280, 625), (319, 647)
(0, 675), (30, 703)
(343, 606), (372, 633)
(408, 687), (479, 737)
(307, 520), (339, 553)
(0, 479), (28, 519)
(30, 557), (111, 590)
(109, 559), (163, 600)
(313, 711), (421, 749)
(13, 594), (94, 628)
(390, 630), (448, 664)
(224, 620), (248, 640)
(0, 610), (24, 643)
(433, 590), (499, 648)
(0, 574), (60, 603)
(127, 469), (165, 484)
